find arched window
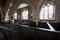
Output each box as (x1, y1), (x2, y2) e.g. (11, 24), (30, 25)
(21, 10), (28, 20)
(17, 3), (29, 20)
(14, 12), (17, 19)
(40, 3), (55, 20)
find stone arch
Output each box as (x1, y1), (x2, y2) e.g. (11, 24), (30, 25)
(4, 0), (13, 14)
(32, 0), (45, 22)
(9, 0), (33, 15)
(8, 0), (34, 20)
(15, 3), (33, 20)
(17, 3), (29, 9)
(5, 1), (14, 21)
(0, 6), (4, 21)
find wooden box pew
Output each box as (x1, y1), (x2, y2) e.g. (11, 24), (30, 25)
(49, 22), (60, 31)
(0, 24), (60, 40)
(0, 26), (15, 40)
(12, 25), (60, 40)
(38, 22), (50, 29)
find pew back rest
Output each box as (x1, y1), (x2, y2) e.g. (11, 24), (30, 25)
(38, 22), (50, 29)
(49, 22), (60, 31)
(21, 22), (36, 27)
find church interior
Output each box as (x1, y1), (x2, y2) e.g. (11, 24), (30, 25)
(0, 0), (60, 40)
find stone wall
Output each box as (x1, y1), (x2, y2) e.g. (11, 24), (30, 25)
(55, 0), (60, 22)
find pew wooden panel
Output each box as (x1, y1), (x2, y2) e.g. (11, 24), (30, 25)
(49, 22), (60, 31)
(0, 25), (60, 40)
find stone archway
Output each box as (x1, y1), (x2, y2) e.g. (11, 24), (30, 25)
(9, 0), (32, 15)
(8, 0), (34, 21)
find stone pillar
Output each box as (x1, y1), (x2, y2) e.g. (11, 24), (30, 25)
(0, 7), (2, 21)
(1, 15), (5, 22)
(17, 9), (22, 20)
(9, 12), (14, 23)
(28, 8), (33, 21)
(0, 6), (5, 22)
(11, 16), (14, 23)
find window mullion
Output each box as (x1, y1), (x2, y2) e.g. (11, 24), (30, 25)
(53, 4), (55, 19)
(48, 6), (49, 19)
(43, 7), (45, 19)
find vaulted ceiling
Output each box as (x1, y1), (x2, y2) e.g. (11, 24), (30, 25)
(0, 0), (53, 8)
(0, 0), (6, 7)
(0, 0), (54, 15)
